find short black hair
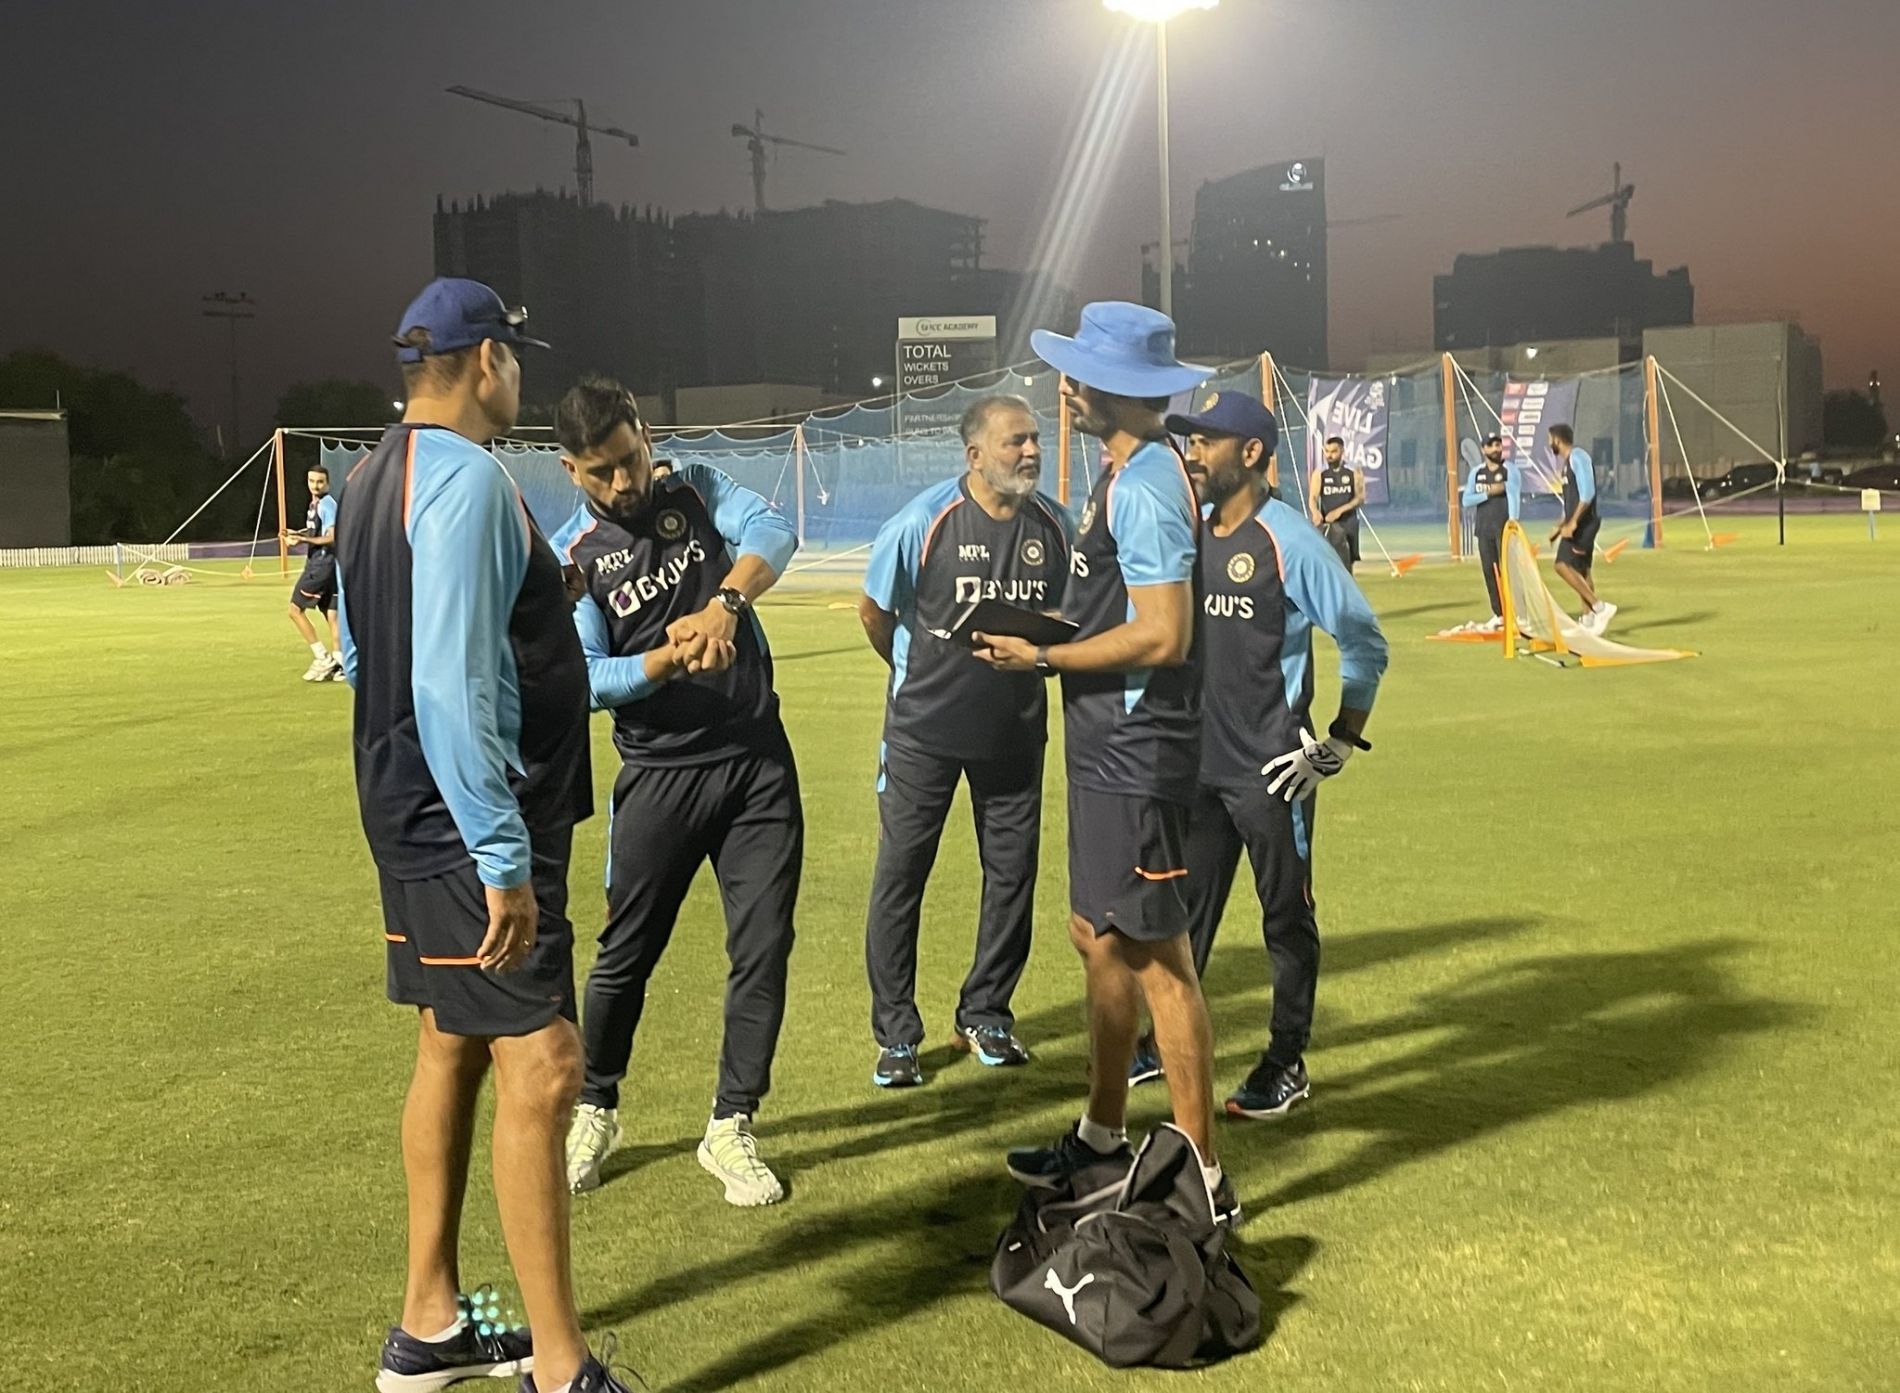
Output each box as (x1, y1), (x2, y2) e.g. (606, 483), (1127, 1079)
(555, 375), (642, 457)
(307, 462), (330, 478)
(1325, 435), (1345, 448)
(959, 393), (1034, 447)
(1549, 423), (1574, 446)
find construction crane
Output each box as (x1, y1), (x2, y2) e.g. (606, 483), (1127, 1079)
(730, 110), (845, 213)
(1567, 162), (1636, 245)
(446, 85), (638, 207)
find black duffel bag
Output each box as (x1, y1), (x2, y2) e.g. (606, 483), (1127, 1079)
(990, 1125), (1261, 1368)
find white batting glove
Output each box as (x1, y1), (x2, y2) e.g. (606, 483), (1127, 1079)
(1261, 728), (1352, 803)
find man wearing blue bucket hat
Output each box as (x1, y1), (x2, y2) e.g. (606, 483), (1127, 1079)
(971, 302), (1236, 1223)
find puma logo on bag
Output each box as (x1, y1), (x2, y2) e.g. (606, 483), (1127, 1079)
(1044, 1269), (1096, 1325)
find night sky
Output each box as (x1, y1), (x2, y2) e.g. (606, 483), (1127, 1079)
(5, 0), (1895, 439)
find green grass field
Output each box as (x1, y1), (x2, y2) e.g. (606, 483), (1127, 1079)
(6, 515), (1897, 1391)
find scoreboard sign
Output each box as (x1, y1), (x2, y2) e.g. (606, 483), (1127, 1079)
(895, 316), (997, 396)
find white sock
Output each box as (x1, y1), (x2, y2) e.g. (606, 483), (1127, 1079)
(418, 1317), (465, 1343)
(1591, 601), (1607, 614)
(309, 640), (328, 659)
(1201, 1161), (1225, 1192)
(1076, 1114), (1126, 1153)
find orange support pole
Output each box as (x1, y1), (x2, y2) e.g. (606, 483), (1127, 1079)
(1441, 354), (1462, 560)
(273, 429), (290, 577)
(1259, 351), (1278, 488)
(1057, 391), (1072, 509)
(1645, 356), (1665, 547)
(793, 423), (808, 548)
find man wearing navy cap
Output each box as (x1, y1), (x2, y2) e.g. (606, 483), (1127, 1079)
(972, 302), (1235, 1221)
(1462, 432), (1522, 629)
(1130, 391), (1387, 1121)
(335, 279), (628, 1393)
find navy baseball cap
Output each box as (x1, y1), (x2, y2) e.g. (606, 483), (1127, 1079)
(1165, 390), (1279, 457)
(392, 278), (550, 363)
(1481, 430), (1506, 446)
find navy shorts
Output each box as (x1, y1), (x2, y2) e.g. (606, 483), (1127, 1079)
(380, 825), (577, 1038)
(1556, 514), (1601, 573)
(1067, 787), (1191, 943)
(292, 556), (337, 612)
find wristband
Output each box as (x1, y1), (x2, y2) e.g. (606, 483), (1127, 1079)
(716, 586), (749, 616)
(1034, 646), (1054, 676)
(1328, 721), (1371, 752)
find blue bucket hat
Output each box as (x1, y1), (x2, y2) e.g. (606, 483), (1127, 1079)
(1030, 301), (1209, 398)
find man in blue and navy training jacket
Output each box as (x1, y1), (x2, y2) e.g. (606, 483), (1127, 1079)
(1158, 391), (1388, 1123)
(857, 393), (1073, 1088)
(972, 302), (1239, 1225)
(335, 279), (626, 1393)
(548, 376), (802, 1212)
(1462, 431), (1522, 627)
(286, 461), (342, 680)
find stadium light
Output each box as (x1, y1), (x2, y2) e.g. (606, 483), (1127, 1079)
(1104, 0), (1217, 320)
(871, 376), (884, 390)
(391, 399), (404, 411)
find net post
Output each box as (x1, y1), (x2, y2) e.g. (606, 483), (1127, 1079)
(1498, 522), (1518, 659)
(1441, 354), (1462, 559)
(793, 423), (808, 548)
(273, 429), (290, 576)
(1644, 356), (1664, 547)
(1259, 352), (1276, 496)
(1057, 390), (1072, 508)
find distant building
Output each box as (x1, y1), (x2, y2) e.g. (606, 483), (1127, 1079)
(1645, 321), (1823, 469)
(1434, 241), (1693, 356)
(436, 192), (1058, 408)
(0, 409), (71, 547)
(1145, 158), (1328, 369)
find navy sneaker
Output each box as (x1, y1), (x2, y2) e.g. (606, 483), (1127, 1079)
(1005, 1123), (1134, 1193)
(520, 1347), (644, 1392)
(872, 1044), (924, 1088)
(955, 1023), (1030, 1067)
(1128, 1031), (1165, 1086)
(376, 1321), (532, 1392)
(1210, 1171), (1244, 1229)
(1225, 1057), (1310, 1120)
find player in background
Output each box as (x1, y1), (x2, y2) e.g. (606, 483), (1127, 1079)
(1308, 436), (1365, 573)
(1462, 432), (1522, 631)
(335, 279), (627, 1393)
(1549, 423), (1616, 632)
(857, 394), (1072, 1088)
(285, 463), (342, 680)
(550, 377), (802, 1209)
(1130, 391), (1387, 1119)
(971, 303), (1237, 1224)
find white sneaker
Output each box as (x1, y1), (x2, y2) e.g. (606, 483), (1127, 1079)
(1591, 602), (1617, 634)
(321, 654), (347, 682)
(698, 1114), (785, 1207)
(1480, 615), (1504, 633)
(565, 1103), (622, 1194)
(301, 654), (331, 681)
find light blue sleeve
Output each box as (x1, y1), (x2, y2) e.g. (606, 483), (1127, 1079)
(1507, 463), (1523, 522)
(1573, 448), (1596, 505)
(336, 564), (356, 687)
(575, 591), (663, 709)
(546, 501), (591, 564)
(1110, 468), (1196, 588)
(316, 495), (338, 532)
(1460, 465), (1485, 508)
(681, 462), (798, 573)
(408, 455), (532, 890)
(863, 505), (925, 613)
(1277, 515), (1389, 711)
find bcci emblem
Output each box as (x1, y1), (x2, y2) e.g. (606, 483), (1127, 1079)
(656, 509), (686, 541)
(1078, 501), (1098, 536)
(1202, 393), (1219, 412)
(1021, 538), (1046, 567)
(1227, 552), (1256, 584)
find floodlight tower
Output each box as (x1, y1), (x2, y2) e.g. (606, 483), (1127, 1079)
(1104, 0), (1219, 322)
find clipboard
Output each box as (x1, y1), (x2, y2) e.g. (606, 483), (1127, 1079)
(949, 597), (1078, 649)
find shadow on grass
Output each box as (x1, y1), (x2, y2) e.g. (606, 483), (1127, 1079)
(1377, 599), (1485, 623)
(1607, 609), (1717, 637)
(1221, 936), (1807, 1210)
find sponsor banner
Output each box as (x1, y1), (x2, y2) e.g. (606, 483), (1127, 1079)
(1306, 376), (1390, 505)
(1499, 378), (1580, 497)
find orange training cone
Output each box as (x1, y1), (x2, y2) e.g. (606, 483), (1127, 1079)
(1711, 532), (1741, 548)
(1602, 538), (1631, 564)
(1391, 554), (1424, 576)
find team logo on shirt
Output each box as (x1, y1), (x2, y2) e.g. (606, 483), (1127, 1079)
(1203, 394), (1219, 412)
(1226, 552), (1256, 584)
(1021, 538), (1046, 568)
(1078, 501), (1097, 537)
(656, 509), (686, 540)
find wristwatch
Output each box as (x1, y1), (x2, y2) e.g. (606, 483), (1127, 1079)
(1033, 646), (1054, 676)
(1328, 720), (1372, 752)
(715, 587), (749, 617)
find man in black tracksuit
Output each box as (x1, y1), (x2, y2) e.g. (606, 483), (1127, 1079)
(549, 376), (801, 1209)
(1459, 432), (1522, 629)
(1308, 436), (1364, 572)
(857, 394), (1073, 1087)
